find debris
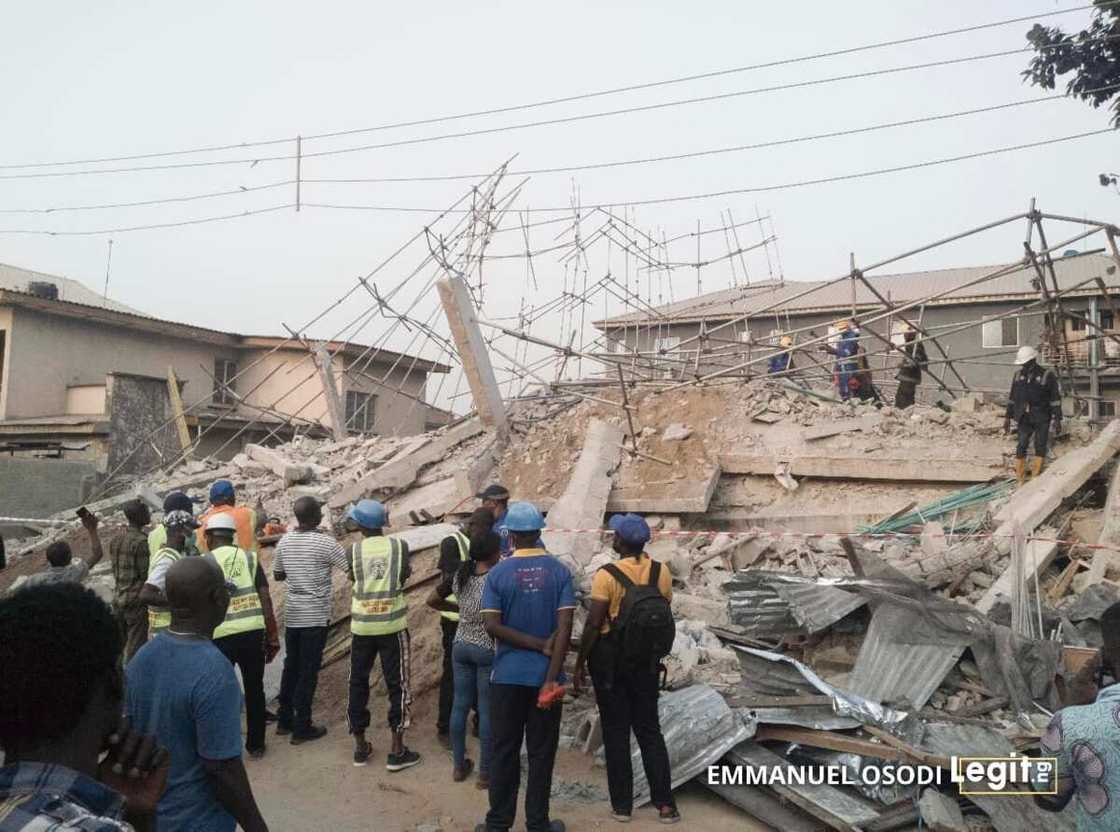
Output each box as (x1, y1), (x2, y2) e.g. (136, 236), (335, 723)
(661, 423), (693, 441)
(918, 788), (968, 832)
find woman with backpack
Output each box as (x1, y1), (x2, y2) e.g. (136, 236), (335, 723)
(427, 528), (502, 788)
(573, 513), (680, 824)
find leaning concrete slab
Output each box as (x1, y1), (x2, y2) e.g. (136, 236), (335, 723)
(1096, 459), (1120, 551)
(606, 465), (721, 514)
(719, 454), (1004, 482)
(328, 418), (483, 508)
(976, 528), (1060, 613)
(989, 419), (1120, 556)
(542, 419), (623, 565)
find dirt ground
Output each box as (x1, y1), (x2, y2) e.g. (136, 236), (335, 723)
(247, 687), (760, 832)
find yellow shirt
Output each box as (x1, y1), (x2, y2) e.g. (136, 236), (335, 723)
(589, 555), (673, 634)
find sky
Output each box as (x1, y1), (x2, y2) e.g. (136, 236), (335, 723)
(2, 0), (1117, 405)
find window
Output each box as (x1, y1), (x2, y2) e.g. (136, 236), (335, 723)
(1102, 311), (1115, 331)
(1071, 316), (1087, 332)
(982, 317), (1019, 348)
(213, 359), (237, 405)
(345, 390), (374, 434)
(1101, 400), (1117, 418)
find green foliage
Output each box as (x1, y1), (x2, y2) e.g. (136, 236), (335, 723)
(1023, 0), (1120, 127)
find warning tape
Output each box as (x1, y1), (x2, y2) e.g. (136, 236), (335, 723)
(540, 526), (1120, 554)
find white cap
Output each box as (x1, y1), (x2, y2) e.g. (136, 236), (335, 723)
(1015, 345), (1039, 365)
(205, 513), (238, 532)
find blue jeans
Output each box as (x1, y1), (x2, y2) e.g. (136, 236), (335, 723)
(451, 640), (494, 775)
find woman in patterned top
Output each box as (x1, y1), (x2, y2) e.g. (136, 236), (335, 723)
(427, 529), (501, 787)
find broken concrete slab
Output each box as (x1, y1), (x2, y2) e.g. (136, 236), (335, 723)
(802, 413), (881, 442)
(245, 444), (314, 486)
(385, 478), (462, 526)
(606, 465), (721, 514)
(719, 453), (1004, 482)
(1097, 458), (1120, 552)
(662, 423), (693, 441)
(541, 419), (623, 566)
(328, 418), (483, 508)
(989, 420), (1120, 555)
(918, 788), (967, 832)
(977, 528), (1061, 613)
(452, 434), (504, 506)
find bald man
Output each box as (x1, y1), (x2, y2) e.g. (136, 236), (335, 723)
(127, 557), (270, 832)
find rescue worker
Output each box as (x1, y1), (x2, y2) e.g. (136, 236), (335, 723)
(205, 513), (281, 759)
(767, 335), (794, 375)
(434, 508), (494, 748)
(894, 323), (928, 410)
(345, 499), (421, 772)
(138, 509), (201, 638)
(477, 483), (512, 557)
(198, 479), (261, 554)
(1004, 345), (1062, 483)
(820, 319), (861, 401)
(147, 491), (199, 559)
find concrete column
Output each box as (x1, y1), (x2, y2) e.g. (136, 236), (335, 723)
(313, 344), (348, 440)
(436, 276), (509, 439)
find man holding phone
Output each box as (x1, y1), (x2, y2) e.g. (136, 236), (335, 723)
(23, 508), (105, 590)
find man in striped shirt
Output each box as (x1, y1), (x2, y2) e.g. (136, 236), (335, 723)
(272, 497), (350, 745)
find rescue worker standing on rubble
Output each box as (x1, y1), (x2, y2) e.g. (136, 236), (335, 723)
(198, 480), (260, 555)
(1004, 345), (1062, 484)
(767, 335), (794, 375)
(345, 499), (421, 773)
(820, 319), (861, 401)
(204, 513), (281, 760)
(894, 322), (928, 410)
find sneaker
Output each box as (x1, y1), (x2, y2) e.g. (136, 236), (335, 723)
(386, 747), (422, 772)
(611, 811), (632, 823)
(437, 732), (452, 751)
(453, 758), (474, 782)
(275, 723), (292, 737)
(247, 747), (266, 760)
(657, 806), (681, 825)
(290, 725), (328, 745)
(353, 740), (373, 767)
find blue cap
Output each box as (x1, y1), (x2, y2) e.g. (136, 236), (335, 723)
(609, 513), (651, 546)
(162, 491), (194, 513)
(347, 499), (387, 530)
(209, 479), (236, 502)
(505, 501), (546, 532)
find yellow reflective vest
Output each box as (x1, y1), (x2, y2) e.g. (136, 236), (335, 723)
(146, 546), (185, 636)
(211, 545), (265, 639)
(441, 531), (470, 623)
(351, 536), (407, 636)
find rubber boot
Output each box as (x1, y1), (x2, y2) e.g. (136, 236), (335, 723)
(1015, 457), (1027, 485)
(1031, 457), (1044, 479)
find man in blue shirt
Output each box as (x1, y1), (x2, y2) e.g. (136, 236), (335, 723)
(127, 557), (269, 832)
(479, 502), (575, 832)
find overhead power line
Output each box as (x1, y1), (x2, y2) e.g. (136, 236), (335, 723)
(0, 129), (1107, 235)
(0, 2), (1110, 172)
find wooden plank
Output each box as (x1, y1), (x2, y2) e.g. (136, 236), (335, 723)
(166, 367), (192, 457)
(754, 726), (952, 769)
(720, 454), (1003, 482)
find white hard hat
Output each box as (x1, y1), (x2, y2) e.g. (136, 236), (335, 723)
(205, 513), (238, 532)
(1014, 345), (1038, 365)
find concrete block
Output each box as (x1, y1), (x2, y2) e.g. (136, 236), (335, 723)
(662, 423), (693, 441)
(245, 444), (313, 486)
(918, 788), (967, 832)
(921, 522), (947, 557)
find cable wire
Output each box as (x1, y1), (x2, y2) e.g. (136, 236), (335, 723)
(0, 2), (1109, 171)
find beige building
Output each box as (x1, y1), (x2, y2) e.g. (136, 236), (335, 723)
(0, 263), (449, 475)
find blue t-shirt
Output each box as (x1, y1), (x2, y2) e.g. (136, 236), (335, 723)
(481, 549), (576, 687)
(125, 633), (244, 832)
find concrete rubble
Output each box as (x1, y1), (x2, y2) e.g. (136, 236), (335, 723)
(5, 376), (1119, 831)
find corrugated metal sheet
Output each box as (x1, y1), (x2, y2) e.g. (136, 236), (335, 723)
(724, 571), (866, 637)
(598, 252), (1117, 326)
(847, 603), (968, 711)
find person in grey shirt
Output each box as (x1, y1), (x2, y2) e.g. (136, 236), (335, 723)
(23, 511), (105, 590)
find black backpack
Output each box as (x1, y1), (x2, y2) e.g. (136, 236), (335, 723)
(602, 560), (675, 671)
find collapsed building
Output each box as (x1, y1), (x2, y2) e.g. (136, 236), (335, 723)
(6, 169), (1120, 830)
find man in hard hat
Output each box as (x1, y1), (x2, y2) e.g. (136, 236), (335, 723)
(479, 501), (575, 832)
(894, 322), (928, 410)
(345, 499), (421, 772)
(148, 491), (200, 560)
(767, 335), (795, 375)
(198, 480), (260, 555)
(205, 513), (281, 759)
(139, 510), (202, 639)
(1004, 345), (1062, 483)
(478, 483), (512, 557)
(820, 319), (861, 401)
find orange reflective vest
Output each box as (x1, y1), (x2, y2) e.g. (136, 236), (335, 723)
(197, 505), (258, 553)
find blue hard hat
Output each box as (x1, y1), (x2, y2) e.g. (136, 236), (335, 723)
(608, 513), (651, 546)
(504, 501), (546, 532)
(209, 479), (236, 502)
(347, 499), (387, 530)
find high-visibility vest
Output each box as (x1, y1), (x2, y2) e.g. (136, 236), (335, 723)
(197, 506), (258, 554)
(441, 532), (470, 623)
(211, 545), (265, 639)
(149, 526), (200, 560)
(351, 536), (407, 636)
(146, 547), (186, 636)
